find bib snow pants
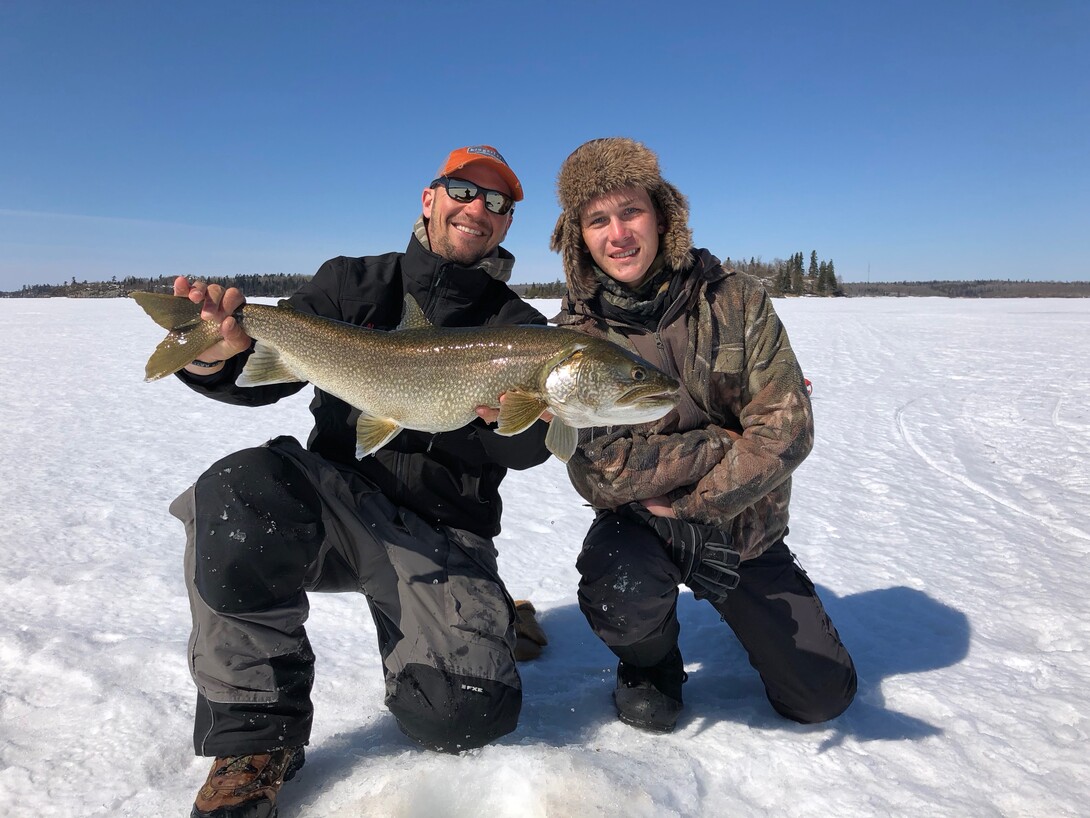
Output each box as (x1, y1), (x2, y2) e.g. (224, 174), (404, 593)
(577, 506), (856, 724)
(171, 436), (521, 757)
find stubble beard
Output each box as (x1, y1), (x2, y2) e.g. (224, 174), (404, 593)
(434, 231), (488, 266)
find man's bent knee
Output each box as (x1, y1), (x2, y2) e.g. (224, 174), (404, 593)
(770, 662), (858, 724)
(193, 446), (324, 613)
(388, 664), (520, 753)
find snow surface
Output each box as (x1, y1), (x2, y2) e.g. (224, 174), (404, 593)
(1, 296), (1089, 817)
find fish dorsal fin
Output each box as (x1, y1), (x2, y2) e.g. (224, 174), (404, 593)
(236, 342), (306, 387)
(355, 411), (403, 457)
(496, 389), (549, 436)
(544, 420), (578, 463)
(396, 294), (432, 331)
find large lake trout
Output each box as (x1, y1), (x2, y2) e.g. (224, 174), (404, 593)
(132, 292), (680, 462)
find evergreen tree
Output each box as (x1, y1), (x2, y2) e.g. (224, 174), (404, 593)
(789, 254), (804, 293)
(817, 259), (837, 294)
(776, 261), (792, 293)
(809, 250), (818, 279)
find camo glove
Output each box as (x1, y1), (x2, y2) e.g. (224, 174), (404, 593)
(630, 505), (741, 604)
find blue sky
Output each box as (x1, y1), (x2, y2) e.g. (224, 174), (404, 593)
(1, 1), (1087, 291)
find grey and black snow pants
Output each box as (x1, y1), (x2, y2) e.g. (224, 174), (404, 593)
(170, 436), (521, 757)
(577, 506), (857, 724)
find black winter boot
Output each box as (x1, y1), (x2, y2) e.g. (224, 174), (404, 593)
(613, 646), (687, 732)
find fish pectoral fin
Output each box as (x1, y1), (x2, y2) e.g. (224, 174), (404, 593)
(544, 420), (578, 463)
(235, 342), (306, 387)
(355, 413), (403, 458)
(496, 390), (549, 436)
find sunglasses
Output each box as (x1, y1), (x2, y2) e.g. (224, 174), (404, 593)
(430, 176), (515, 215)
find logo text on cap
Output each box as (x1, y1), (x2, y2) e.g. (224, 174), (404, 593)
(467, 146), (507, 166)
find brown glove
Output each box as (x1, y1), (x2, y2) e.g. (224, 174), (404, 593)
(513, 600), (548, 661)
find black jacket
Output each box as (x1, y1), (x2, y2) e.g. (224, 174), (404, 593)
(179, 233), (551, 537)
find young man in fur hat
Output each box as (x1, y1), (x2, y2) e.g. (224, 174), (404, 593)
(551, 137), (857, 732)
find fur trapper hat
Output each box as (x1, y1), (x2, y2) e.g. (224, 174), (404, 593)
(550, 137), (693, 301)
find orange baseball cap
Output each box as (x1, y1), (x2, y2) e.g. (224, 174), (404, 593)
(436, 145), (523, 202)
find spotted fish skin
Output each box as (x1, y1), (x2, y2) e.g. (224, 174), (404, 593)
(132, 291), (680, 462)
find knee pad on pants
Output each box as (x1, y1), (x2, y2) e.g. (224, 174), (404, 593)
(388, 663), (520, 753)
(193, 446), (324, 613)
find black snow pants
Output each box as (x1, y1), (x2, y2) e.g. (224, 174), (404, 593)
(577, 507), (857, 724)
(170, 436), (521, 757)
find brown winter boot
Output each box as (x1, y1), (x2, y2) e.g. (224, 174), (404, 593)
(513, 599), (549, 661)
(191, 746), (305, 818)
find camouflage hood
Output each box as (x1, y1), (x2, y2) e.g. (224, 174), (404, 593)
(550, 138), (694, 301)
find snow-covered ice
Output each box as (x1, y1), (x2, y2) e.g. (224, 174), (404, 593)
(1, 296), (1088, 816)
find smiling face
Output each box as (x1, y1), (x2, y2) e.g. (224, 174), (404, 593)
(578, 185), (664, 289)
(422, 163), (514, 265)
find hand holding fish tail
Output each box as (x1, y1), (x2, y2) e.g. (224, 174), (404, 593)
(172, 276), (252, 368)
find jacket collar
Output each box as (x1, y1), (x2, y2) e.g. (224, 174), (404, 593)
(556, 248), (729, 330)
(410, 215), (515, 282)
(400, 219), (518, 324)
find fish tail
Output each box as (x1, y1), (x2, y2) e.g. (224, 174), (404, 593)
(131, 291), (223, 381)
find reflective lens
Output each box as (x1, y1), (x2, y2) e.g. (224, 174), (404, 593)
(430, 176), (514, 215)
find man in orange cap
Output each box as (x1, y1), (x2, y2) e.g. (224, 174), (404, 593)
(171, 146), (550, 818)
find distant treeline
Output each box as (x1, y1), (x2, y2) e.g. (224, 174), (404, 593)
(3, 273), (314, 299)
(514, 251), (842, 299)
(4, 270), (1087, 300)
(724, 251), (842, 296)
(840, 280), (1090, 298)
(510, 281), (568, 298)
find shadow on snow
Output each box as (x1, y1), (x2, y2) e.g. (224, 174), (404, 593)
(280, 581), (969, 806)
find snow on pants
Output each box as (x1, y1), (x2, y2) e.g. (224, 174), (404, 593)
(577, 508), (857, 724)
(170, 436), (521, 757)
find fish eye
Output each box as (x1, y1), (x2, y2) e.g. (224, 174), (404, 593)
(632, 366), (646, 381)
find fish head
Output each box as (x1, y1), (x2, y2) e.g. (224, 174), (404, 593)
(543, 337), (680, 428)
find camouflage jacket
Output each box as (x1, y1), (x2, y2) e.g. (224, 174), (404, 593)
(554, 248), (813, 560)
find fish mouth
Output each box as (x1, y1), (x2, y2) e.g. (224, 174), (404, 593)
(616, 383), (680, 408)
